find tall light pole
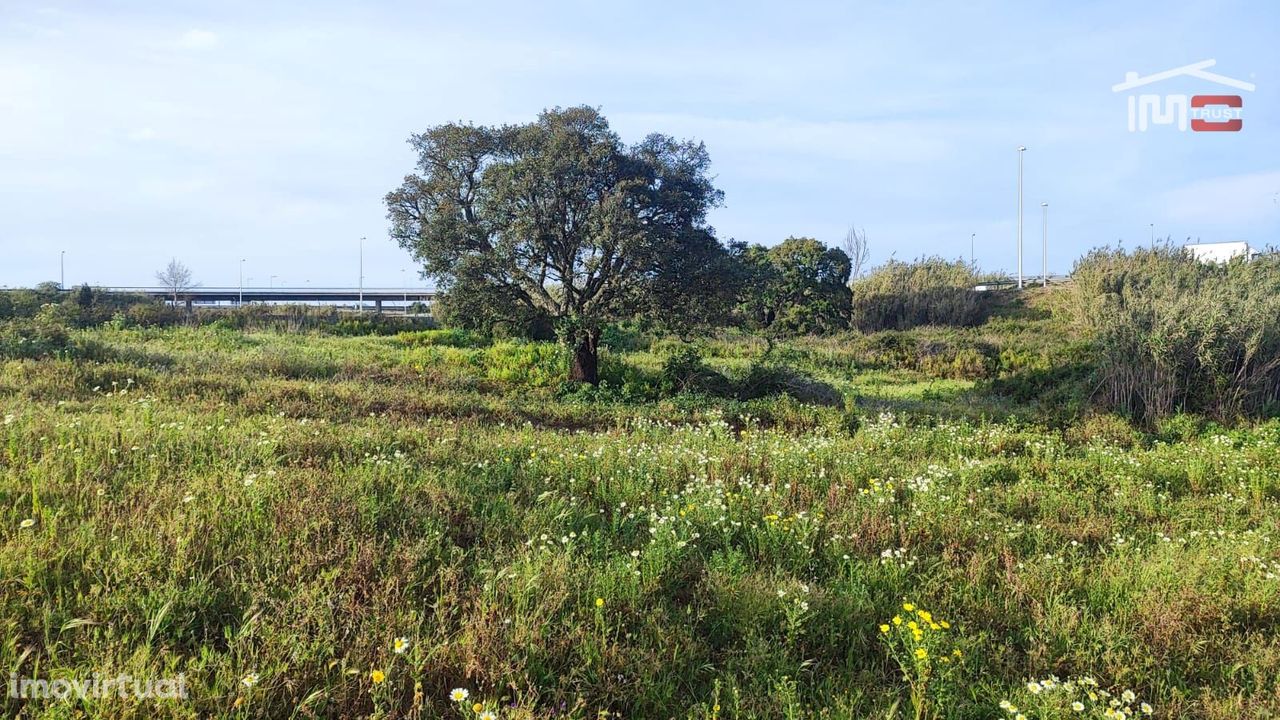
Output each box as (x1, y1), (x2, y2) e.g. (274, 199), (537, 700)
(970, 233), (976, 268)
(60, 250), (65, 290)
(1040, 202), (1049, 287)
(1017, 146), (1026, 289)
(358, 236), (365, 314)
(239, 259), (246, 306)
(1149, 223), (1155, 249)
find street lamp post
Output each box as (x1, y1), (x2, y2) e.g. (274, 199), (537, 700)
(1149, 223), (1155, 249)
(970, 233), (975, 268)
(1040, 202), (1049, 287)
(1017, 146), (1026, 290)
(60, 250), (65, 291)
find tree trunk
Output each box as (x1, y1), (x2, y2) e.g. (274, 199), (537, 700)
(569, 329), (600, 385)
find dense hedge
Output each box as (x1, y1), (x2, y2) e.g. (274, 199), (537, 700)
(1066, 247), (1280, 424)
(850, 257), (997, 331)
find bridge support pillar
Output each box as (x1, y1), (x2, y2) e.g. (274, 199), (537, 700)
(184, 299), (193, 312)
(375, 299), (383, 314)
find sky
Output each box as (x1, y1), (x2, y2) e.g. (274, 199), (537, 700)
(2, 0), (1278, 288)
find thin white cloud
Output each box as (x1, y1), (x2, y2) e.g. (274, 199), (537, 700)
(177, 29), (218, 50)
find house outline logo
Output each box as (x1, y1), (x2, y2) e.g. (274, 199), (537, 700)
(1112, 60), (1255, 132)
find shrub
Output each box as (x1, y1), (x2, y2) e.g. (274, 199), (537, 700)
(0, 316), (108, 361)
(660, 346), (732, 396)
(1066, 247), (1280, 424)
(1065, 413), (1141, 448)
(599, 323), (650, 352)
(916, 343), (998, 380)
(597, 355), (662, 401)
(0, 318), (72, 359)
(482, 342), (566, 387)
(734, 361), (843, 407)
(854, 331), (999, 380)
(851, 257), (996, 331)
(123, 302), (180, 328)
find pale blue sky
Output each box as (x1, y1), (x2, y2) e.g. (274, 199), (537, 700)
(2, 0), (1277, 288)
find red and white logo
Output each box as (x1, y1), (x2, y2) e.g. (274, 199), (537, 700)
(1190, 95), (1243, 132)
(1112, 60), (1254, 133)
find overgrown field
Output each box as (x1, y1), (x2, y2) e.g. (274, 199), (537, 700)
(2, 320), (1279, 719)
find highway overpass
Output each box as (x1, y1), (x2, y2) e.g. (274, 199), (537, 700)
(101, 287), (437, 312)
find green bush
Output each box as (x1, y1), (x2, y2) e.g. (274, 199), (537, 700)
(1066, 247), (1280, 424)
(916, 343), (998, 380)
(852, 331), (999, 380)
(0, 316), (109, 361)
(660, 346), (732, 396)
(0, 318), (71, 359)
(851, 257), (996, 331)
(482, 342), (567, 387)
(123, 302), (181, 328)
(734, 361), (843, 407)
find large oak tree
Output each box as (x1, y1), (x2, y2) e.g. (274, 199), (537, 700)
(386, 106), (730, 383)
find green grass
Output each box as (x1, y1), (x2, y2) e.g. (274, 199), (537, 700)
(1, 325), (1278, 719)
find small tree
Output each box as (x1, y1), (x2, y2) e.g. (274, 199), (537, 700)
(843, 224), (870, 281)
(75, 284), (94, 309)
(155, 259), (197, 306)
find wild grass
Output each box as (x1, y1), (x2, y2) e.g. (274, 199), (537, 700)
(1, 322), (1279, 718)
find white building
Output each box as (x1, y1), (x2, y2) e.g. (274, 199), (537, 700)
(1184, 241), (1257, 264)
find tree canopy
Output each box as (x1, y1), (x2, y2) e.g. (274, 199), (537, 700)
(386, 106), (732, 382)
(737, 237), (852, 335)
